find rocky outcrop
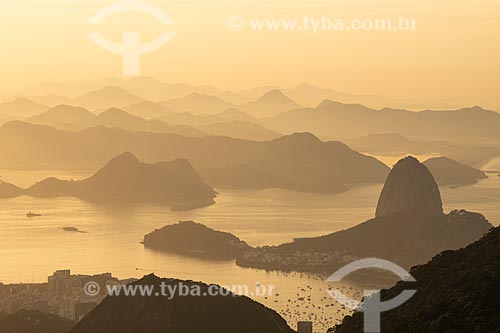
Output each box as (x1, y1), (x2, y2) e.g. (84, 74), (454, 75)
(375, 156), (443, 218)
(143, 221), (251, 259)
(237, 156), (492, 272)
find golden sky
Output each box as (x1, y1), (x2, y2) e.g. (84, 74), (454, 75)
(1, 0), (499, 109)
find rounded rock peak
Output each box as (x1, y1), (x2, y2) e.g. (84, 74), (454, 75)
(375, 156), (443, 218)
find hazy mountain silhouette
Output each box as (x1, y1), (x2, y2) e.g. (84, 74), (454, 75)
(235, 85), (281, 99)
(71, 275), (293, 333)
(201, 133), (389, 193)
(124, 101), (174, 119)
(27, 94), (72, 107)
(0, 181), (23, 197)
(0, 310), (73, 333)
(239, 90), (301, 117)
(0, 98), (49, 118)
(424, 156), (487, 185)
(237, 157), (492, 271)
(160, 93), (235, 115)
(345, 133), (452, 155)
(24, 107), (209, 137)
(265, 101), (500, 143)
(159, 83), (222, 101)
(0, 123), (389, 193)
(201, 120), (282, 141)
(1, 153), (216, 209)
(157, 112), (225, 127)
(331, 226), (500, 333)
(0, 114), (15, 126)
(216, 91), (252, 105)
(217, 108), (257, 122)
(26, 105), (95, 131)
(93, 108), (190, 134)
(143, 221), (251, 259)
(282, 83), (430, 110)
(72, 86), (144, 110)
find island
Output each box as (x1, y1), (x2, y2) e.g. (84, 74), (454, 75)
(143, 221), (251, 259)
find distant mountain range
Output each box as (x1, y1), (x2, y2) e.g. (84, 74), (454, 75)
(345, 133), (453, 155)
(331, 225), (500, 333)
(237, 157), (492, 272)
(0, 153), (217, 209)
(200, 120), (282, 141)
(24, 104), (279, 141)
(0, 98), (49, 118)
(160, 92), (236, 115)
(5, 79), (500, 147)
(71, 274), (293, 333)
(25, 106), (209, 137)
(71, 86), (145, 110)
(264, 102), (500, 144)
(0, 123), (389, 193)
(8, 77), (444, 110)
(124, 101), (173, 119)
(238, 90), (301, 117)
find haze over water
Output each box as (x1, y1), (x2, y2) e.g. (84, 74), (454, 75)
(2, 162), (500, 332)
(1, 170), (499, 284)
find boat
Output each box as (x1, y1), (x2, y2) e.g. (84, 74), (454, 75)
(26, 212), (42, 218)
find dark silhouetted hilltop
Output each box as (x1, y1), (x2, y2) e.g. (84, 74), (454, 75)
(0, 310), (73, 333)
(424, 156), (487, 185)
(143, 221), (251, 259)
(331, 226), (500, 333)
(71, 275), (293, 333)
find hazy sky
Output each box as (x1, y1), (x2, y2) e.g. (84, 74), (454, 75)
(1, 0), (499, 109)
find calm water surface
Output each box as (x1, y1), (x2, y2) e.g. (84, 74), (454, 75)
(1, 165), (500, 332)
